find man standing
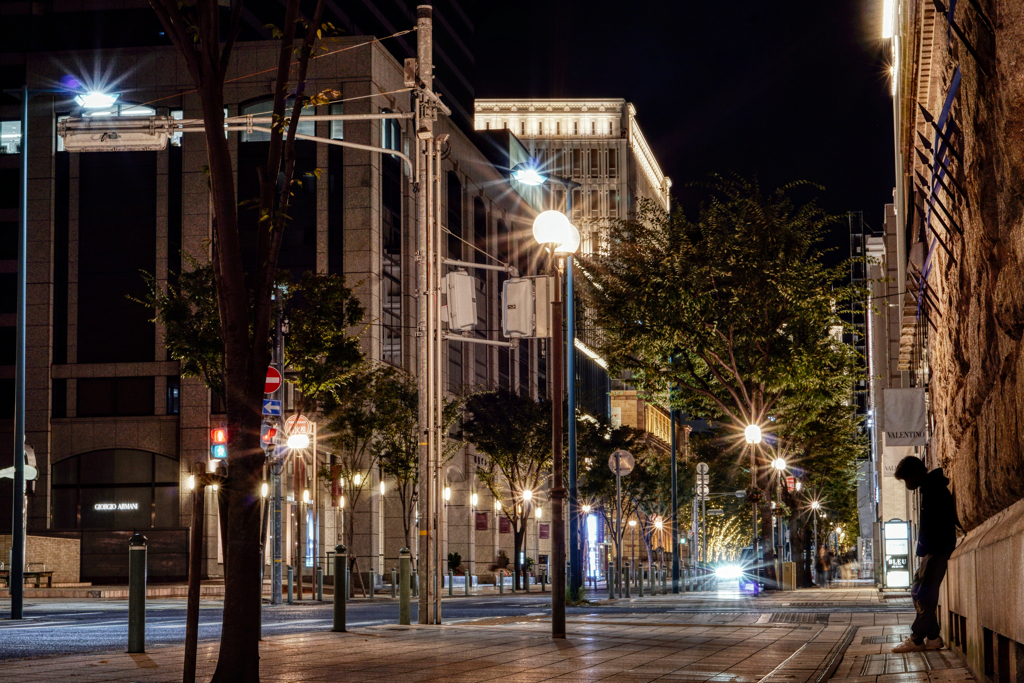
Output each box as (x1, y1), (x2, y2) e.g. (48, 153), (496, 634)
(891, 456), (958, 653)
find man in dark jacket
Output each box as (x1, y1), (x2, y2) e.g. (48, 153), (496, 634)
(891, 456), (958, 653)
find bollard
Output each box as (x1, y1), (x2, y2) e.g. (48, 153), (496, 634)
(541, 571), (546, 593)
(607, 561), (614, 599)
(317, 566), (324, 602)
(369, 569), (375, 601)
(498, 569), (504, 594)
(128, 533), (147, 653)
(346, 567), (351, 599)
(391, 568), (398, 599)
(412, 570), (419, 597)
(332, 545), (347, 632)
(399, 549), (411, 625)
(624, 563), (631, 599)
(638, 565), (644, 597)
(287, 565), (294, 604)
(662, 567), (668, 595)
(448, 570), (454, 597)
(466, 572), (471, 596)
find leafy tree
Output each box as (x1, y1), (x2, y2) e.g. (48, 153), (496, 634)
(581, 176), (865, 551)
(463, 389), (552, 590)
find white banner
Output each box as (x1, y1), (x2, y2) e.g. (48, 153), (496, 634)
(882, 387), (928, 447)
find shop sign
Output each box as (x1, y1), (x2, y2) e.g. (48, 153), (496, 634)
(539, 523), (550, 539)
(475, 512), (489, 531)
(499, 517), (511, 534)
(94, 502), (140, 511)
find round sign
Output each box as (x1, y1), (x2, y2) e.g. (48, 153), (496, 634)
(696, 462), (709, 475)
(265, 367), (283, 394)
(608, 449), (635, 476)
(285, 414), (311, 435)
(697, 484), (710, 496)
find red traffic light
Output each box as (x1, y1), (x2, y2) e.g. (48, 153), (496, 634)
(211, 428), (228, 444)
(261, 426), (277, 444)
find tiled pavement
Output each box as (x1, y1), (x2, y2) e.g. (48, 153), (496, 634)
(828, 624), (974, 683)
(0, 588), (977, 682)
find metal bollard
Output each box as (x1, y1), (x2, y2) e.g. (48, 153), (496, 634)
(317, 566), (324, 602)
(369, 569), (375, 601)
(391, 568), (398, 599)
(638, 565), (644, 597)
(448, 570), (454, 597)
(128, 533), (147, 653)
(399, 549), (411, 625)
(541, 571), (546, 593)
(498, 569), (504, 594)
(624, 563), (631, 598)
(662, 567), (668, 595)
(287, 565), (294, 604)
(332, 545), (347, 632)
(466, 572), (471, 596)
(649, 564), (655, 594)
(607, 561), (614, 599)
(412, 570), (419, 598)
(346, 567), (351, 599)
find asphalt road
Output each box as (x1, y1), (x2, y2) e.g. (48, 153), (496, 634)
(0, 586), (906, 661)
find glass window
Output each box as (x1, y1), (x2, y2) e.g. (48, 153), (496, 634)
(240, 98), (314, 143)
(170, 109), (183, 147)
(609, 188), (619, 217)
(608, 149), (618, 178)
(590, 149), (600, 177)
(166, 376), (181, 415)
(0, 121), (22, 154)
(51, 450), (180, 530)
(330, 103), (344, 140)
(590, 191), (600, 217)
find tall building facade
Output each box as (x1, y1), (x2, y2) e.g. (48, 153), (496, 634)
(473, 98), (672, 419)
(0, 3), (556, 585)
(882, 0), (1024, 678)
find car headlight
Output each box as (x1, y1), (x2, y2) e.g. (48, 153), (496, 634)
(715, 565), (742, 580)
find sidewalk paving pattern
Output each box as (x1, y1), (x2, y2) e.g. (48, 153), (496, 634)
(0, 587), (977, 682)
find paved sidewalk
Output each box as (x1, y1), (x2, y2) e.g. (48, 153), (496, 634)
(829, 624), (974, 683)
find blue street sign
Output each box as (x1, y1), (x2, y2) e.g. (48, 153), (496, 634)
(262, 399), (282, 416)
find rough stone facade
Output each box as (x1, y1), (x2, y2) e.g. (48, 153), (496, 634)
(922, 2), (1024, 531)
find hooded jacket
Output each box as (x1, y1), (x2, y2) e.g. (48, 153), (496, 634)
(916, 468), (957, 557)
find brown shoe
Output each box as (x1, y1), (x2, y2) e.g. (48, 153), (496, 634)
(925, 636), (944, 650)
(892, 637), (925, 653)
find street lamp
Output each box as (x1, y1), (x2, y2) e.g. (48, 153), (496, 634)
(518, 162), (585, 601)
(771, 457), (786, 568)
(745, 424), (762, 584)
(471, 492), (478, 508)
(287, 433), (310, 449)
(628, 519), (637, 585)
(810, 500), (821, 585)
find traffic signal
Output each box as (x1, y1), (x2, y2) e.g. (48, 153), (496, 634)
(210, 428), (228, 459)
(444, 270), (477, 332)
(260, 424), (278, 447)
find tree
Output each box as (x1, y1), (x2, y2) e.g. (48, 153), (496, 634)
(582, 176), (866, 552)
(142, 0), (332, 672)
(372, 371), (463, 550)
(463, 390), (552, 590)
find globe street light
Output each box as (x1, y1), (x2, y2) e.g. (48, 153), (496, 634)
(517, 162), (585, 603)
(744, 424), (762, 584)
(770, 457), (787, 567)
(810, 500), (821, 585)
(529, 207), (579, 640)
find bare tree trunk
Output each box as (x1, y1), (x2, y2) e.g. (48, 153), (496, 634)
(513, 525), (526, 591)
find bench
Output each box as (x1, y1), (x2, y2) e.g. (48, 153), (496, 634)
(0, 569), (55, 588)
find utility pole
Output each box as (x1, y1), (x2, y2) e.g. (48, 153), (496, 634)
(670, 407), (678, 593)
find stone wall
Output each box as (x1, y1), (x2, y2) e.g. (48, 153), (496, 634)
(927, 1), (1024, 531)
(0, 534), (80, 584)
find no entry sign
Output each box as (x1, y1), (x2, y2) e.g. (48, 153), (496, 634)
(265, 367), (282, 394)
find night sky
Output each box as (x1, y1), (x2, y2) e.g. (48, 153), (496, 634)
(474, 0), (895, 250)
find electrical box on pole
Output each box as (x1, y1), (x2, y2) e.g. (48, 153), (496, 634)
(500, 275), (554, 338)
(444, 270), (477, 332)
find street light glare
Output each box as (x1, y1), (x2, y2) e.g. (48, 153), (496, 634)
(261, 482), (268, 498)
(772, 457), (787, 471)
(443, 486), (451, 502)
(471, 492), (478, 507)
(628, 519), (637, 527)
(744, 424), (762, 444)
(553, 223), (581, 256)
(522, 489), (533, 501)
(287, 433), (310, 449)
(811, 500), (821, 510)
(75, 91), (119, 108)
(511, 166), (547, 185)
(535, 507), (542, 519)
(532, 210), (573, 246)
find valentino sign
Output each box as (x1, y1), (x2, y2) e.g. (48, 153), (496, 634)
(882, 388), (928, 447)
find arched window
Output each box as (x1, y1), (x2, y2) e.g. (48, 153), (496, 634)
(239, 97), (315, 143)
(52, 450), (180, 529)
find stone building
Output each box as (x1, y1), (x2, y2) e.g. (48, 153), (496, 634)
(473, 99), (673, 419)
(0, 4), (557, 586)
(883, 0), (1024, 678)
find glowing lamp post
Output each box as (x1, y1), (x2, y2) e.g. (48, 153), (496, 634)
(745, 424), (762, 583)
(771, 457), (787, 568)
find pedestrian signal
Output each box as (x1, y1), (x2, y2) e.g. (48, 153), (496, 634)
(211, 428), (228, 459)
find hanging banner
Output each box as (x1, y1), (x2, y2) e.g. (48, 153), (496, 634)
(882, 388), (928, 446)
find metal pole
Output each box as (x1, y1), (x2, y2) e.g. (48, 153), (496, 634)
(399, 548), (411, 625)
(565, 190), (581, 600)
(183, 464), (206, 683)
(332, 546), (346, 632)
(670, 406), (679, 593)
(701, 495), (707, 568)
(615, 461), (622, 600)
(287, 566), (293, 604)
(415, 4), (434, 627)
(550, 270), (566, 639)
(128, 533), (147, 653)
(751, 446), (759, 585)
(317, 566), (324, 602)
(10, 86), (30, 620)
(813, 513), (818, 586)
